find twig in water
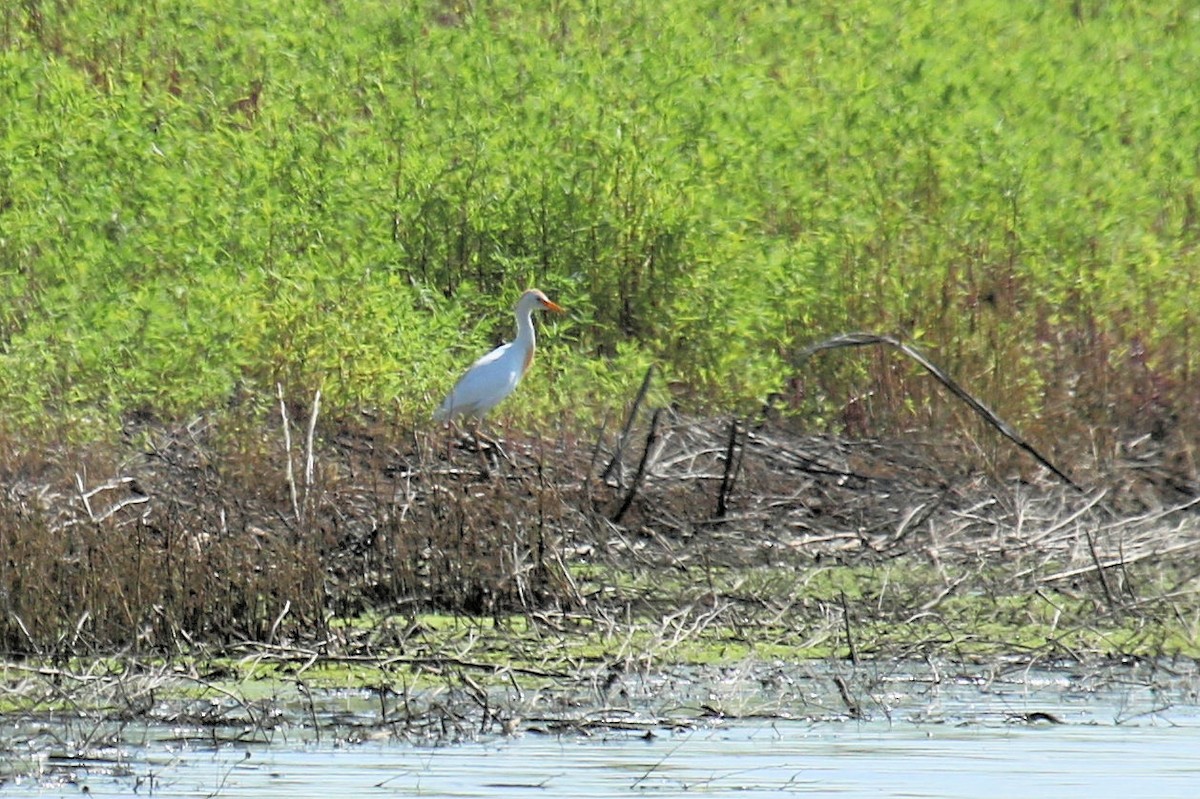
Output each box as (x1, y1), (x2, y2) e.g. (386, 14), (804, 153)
(832, 674), (863, 720)
(297, 679), (320, 745)
(205, 750), (251, 799)
(181, 674), (261, 729)
(630, 730), (691, 790)
(839, 590), (859, 666)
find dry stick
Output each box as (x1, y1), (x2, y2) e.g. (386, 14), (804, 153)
(1013, 496), (1200, 581)
(797, 332), (1081, 491)
(886, 500), (938, 550)
(1089, 493), (1200, 536)
(239, 644), (572, 679)
(94, 494), (150, 523)
(839, 590), (860, 666)
(584, 410), (611, 501)
(10, 614), (41, 656)
(715, 418), (741, 519)
(1021, 488), (1109, 547)
(612, 407), (663, 524)
(1035, 538), (1200, 587)
(303, 388), (322, 512)
(919, 572), (972, 612)
(74, 472), (95, 521)
(267, 600), (291, 645)
(1116, 537), (1138, 606)
(600, 365), (655, 484)
(1085, 529), (1118, 611)
(731, 419), (749, 485)
(276, 382), (300, 523)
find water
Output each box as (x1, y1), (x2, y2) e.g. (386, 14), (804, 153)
(3, 663), (1198, 798)
(6, 719), (1198, 798)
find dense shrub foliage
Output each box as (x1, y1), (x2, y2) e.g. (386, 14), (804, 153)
(1, 1), (1198, 444)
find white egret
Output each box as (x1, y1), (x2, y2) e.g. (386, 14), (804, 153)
(434, 289), (564, 422)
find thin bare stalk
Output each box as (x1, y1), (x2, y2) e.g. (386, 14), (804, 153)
(601, 365), (654, 484)
(303, 388), (322, 514)
(277, 382), (300, 523)
(612, 407), (663, 524)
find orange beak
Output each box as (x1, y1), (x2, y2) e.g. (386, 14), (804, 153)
(541, 298), (565, 314)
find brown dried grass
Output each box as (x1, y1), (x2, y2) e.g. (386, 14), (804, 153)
(0, 404), (587, 655)
(1, 387), (1198, 658)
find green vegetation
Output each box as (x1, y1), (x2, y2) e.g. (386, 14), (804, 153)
(2, 1), (1198, 440)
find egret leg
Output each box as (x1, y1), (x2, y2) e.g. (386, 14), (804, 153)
(440, 418), (511, 474)
(472, 427), (509, 464)
(454, 418), (508, 475)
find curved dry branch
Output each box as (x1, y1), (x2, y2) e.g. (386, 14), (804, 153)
(798, 332), (1080, 491)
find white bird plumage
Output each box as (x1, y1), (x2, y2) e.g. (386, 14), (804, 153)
(434, 289), (564, 422)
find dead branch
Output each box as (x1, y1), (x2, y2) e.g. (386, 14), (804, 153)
(304, 388), (322, 509)
(612, 407), (663, 524)
(715, 418), (742, 519)
(601, 364), (654, 485)
(797, 332), (1080, 491)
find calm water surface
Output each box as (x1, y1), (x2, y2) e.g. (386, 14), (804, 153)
(3, 664), (1198, 798)
(7, 720), (1197, 798)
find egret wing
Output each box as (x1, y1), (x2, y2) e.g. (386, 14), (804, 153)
(435, 342), (522, 420)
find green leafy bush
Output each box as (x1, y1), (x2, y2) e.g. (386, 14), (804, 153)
(1, 0), (1197, 446)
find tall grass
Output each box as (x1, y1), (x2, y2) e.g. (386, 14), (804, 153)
(1, 1), (1197, 448)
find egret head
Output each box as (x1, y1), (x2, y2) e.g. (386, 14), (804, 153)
(520, 288), (564, 315)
